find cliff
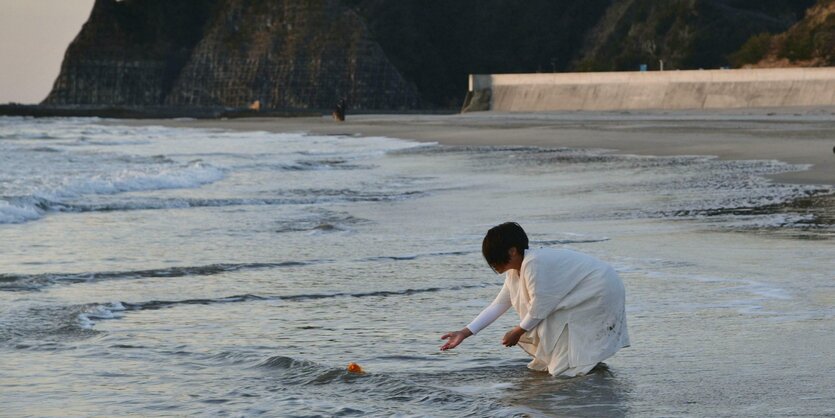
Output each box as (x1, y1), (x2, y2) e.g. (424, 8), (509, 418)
(46, 0), (419, 110)
(345, 0), (613, 108)
(45, 0), (819, 111)
(731, 0), (835, 67)
(165, 0), (419, 110)
(45, 0), (218, 106)
(573, 0), (815, 71)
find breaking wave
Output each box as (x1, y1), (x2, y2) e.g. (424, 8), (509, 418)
(1, 187), (423, 224)
(0, 161), (225, 224)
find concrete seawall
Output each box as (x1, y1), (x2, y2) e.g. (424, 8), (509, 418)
(464, 68), (835, 112)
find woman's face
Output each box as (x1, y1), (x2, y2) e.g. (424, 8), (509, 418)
(491, 247), (523, 274)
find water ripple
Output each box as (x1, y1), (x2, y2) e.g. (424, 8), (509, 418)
(0, 261), (315, 291)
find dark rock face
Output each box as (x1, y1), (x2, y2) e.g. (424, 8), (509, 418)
(45, 0), (218, 106)
(165, 0), (419, 110)
(45, 0), (819, 110)
(46, 0), (419, 110)
(347, 0), (614, 108)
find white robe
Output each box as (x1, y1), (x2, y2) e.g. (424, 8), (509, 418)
(505, 248), (629, 376)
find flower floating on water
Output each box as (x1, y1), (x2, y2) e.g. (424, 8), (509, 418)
(346, 362), (364, 374)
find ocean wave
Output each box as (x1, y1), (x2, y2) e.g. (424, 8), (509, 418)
(0, 187), (421, 224)
(29, 146), (62, 153)
(360, 250), (472, 262)
(388, 144), (574, 156)
(0, 161), (225, 224)
(0, 284), (498, 346)
(508, 149), (834, 230)
(117, 284), (489, 312)
(0, 199), (44, 224)
(0, 241), (610, 293)
(249, 353), (528, 416)
(0, 247), (486, 292)
(0, 132), (61, 141)
(0, 261), (313, 292)
(278, 158), (373, 171)
(0, 303), (102, 347)
(649, 189), (834, 229)
(533, 237), (610, 245)
(274, 210), (369, 235)
(78, 302), (127, 329)
(4, 284), (487, 346)
(78, 139), (153, 146)
(51, 161), (225, 198)
(231, 160), (373, 172)
(65, 285), (491, 328)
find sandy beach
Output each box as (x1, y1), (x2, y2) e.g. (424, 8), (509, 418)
(121, 109), (835, 186)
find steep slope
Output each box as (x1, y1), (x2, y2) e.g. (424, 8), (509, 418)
(732, 0), (835, 67)
(166, 0), (419, 110)
(43, 0), (820, 110)
(44, 0), (218, 106)
(348, 0), (613, 108)
(573, 0), (815, 71)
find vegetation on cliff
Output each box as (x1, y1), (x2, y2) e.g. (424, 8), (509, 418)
(573, 0), (815, 71)
(731, 0), (835, 67)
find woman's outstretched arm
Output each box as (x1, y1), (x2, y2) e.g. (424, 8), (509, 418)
(440, 284), (511, 351)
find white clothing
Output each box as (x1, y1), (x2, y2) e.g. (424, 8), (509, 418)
(466, 296), (511, 335)
(470, 247), (630, 376)
(466, 286), (541, 334)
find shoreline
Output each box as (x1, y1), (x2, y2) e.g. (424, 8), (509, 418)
(110, 109), (835, 187)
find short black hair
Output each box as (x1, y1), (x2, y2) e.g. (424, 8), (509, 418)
(482, 222), (529, 270)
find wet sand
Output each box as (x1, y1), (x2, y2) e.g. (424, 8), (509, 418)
(119, 109), (835, 186)
(8, 114), (829, 415)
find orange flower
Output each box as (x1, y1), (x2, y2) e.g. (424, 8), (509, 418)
(346, 362), (364, 374)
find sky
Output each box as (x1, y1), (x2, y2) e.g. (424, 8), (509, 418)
(0, 0), (96, 104)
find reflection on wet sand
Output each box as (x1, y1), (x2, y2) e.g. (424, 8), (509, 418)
(501, 363), (631, 417)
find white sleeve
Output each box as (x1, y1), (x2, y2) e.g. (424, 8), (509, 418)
(466, 283), (512, 335)
(519, 315), (542, 331)
(520, 253), (559, 327)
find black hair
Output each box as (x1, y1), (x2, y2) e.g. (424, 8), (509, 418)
(482, 222), (529, 271)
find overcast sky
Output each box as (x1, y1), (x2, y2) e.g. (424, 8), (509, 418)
(0, 0), (96, 104)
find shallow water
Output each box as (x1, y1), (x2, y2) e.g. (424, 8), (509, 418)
(1, 116), (833, 416)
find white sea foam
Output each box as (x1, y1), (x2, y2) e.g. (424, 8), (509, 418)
(53, 161), (225, 198)
(77, 302), (126, 329)
(0, 161), (226, 224)
(0, 200), (43, 224)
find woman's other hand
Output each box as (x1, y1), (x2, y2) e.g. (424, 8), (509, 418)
(502, 326), (526, 347)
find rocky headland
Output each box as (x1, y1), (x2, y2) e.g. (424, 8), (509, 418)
(20, 0), (828, 115)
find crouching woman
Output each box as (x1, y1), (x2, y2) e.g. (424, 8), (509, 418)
(441, 222), (630, 377)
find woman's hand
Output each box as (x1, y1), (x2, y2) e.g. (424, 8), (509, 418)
(440, 328), (473, 351)
(502, 326), (526, 347)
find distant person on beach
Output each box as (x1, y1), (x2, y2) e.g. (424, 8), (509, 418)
(440, 222), (630, 376)
(332, 99), (346, 122)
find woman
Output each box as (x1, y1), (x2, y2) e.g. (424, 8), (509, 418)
(440, 222), (630, 376)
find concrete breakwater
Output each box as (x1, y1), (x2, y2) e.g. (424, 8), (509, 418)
(464, 68), (835, 112)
